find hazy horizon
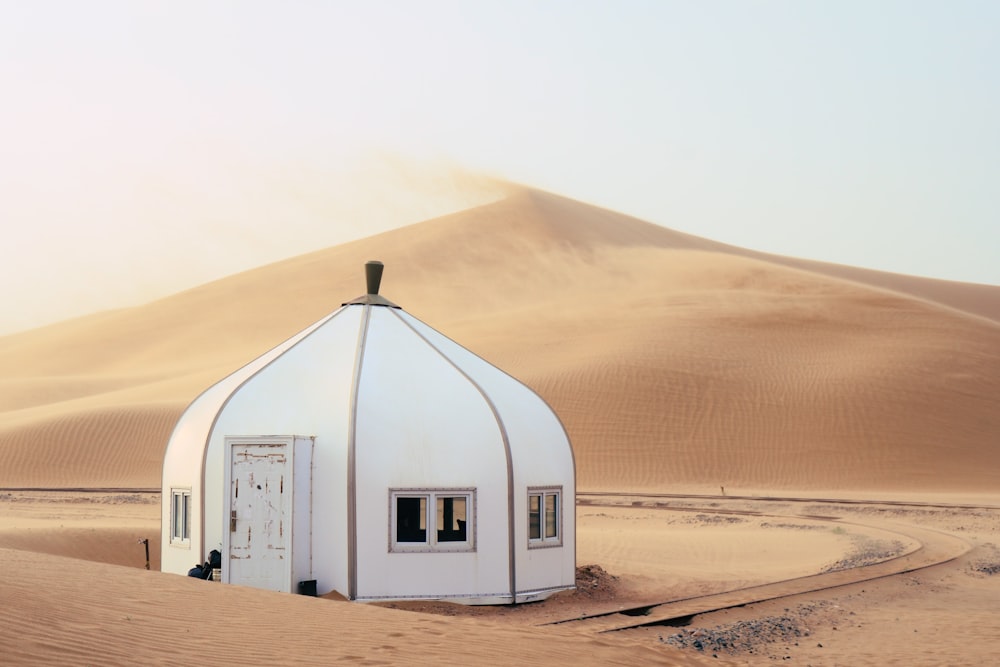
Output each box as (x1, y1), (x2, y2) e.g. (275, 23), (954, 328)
(3, 1), (998, 335)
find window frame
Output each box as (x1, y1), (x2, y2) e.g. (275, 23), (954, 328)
(527, 486), (563, 549)
(388, 488), (476, 553)
(169, 488), (192, 547)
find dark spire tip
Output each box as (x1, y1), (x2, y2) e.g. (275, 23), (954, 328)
(365, 261), (384, 295)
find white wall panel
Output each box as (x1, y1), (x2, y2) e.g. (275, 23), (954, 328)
(397, 310), (576, 595)
(353, 307), (512, 600)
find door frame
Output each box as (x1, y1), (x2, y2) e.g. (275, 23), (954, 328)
(222, 435), (299, 591)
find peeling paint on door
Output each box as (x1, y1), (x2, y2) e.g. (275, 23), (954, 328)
(228, 443), (291, 591)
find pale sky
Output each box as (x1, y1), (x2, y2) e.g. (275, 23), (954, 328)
(2, 1), (998, 334)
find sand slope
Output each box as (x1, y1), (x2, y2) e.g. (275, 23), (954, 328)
(1, 187), (998, 494)
(1, 547), (712, 667)
(2, 187), (999, 666)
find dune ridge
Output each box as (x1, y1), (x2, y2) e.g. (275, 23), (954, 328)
(1, 186), (998, 494)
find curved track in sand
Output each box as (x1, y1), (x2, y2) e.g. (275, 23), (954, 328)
(578, 490), (1000, 512)
(553, 493), (974, 633)
(0, 487), (977, 637)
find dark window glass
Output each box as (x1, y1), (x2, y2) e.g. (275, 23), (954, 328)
(396, 496), (427, 542)
(529, 494), (541, 540)
(545, 493), (558, 539)
(436, 496), (467, 542)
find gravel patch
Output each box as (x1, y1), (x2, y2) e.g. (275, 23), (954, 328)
(760, 521), (826, 531)
(821, 536), (906, 573)
(574, 563), (620, 598)
(660, 601), (839, 658)
(685, 513), (746, 525)
(968, 543), (1000, 576)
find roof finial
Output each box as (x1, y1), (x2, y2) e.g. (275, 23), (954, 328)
(343, 260), (398, 308)
(366, 260), (384, 296)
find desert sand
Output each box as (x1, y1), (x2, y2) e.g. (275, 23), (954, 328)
(1, 187), (998, 665)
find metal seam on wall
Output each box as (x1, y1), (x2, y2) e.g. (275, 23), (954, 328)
(346, 304), (372, 600)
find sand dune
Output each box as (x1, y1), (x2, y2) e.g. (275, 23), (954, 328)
(1, 186), (999, 664)
(2, 187), (996, 494)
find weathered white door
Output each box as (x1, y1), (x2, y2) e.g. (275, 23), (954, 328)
(228, 442), (291, 591)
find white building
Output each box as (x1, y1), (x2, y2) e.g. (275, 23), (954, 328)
(161, 261), (576, 604)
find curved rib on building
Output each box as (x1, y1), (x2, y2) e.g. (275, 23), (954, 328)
(161, 262), (576, 604)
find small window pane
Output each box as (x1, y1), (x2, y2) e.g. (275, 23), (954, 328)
(396, 496), (427, 543)
(529, 494), (541, 540)
(545, 494), (558, 539)
(437, 496), (467, 542)
(172, 493), (181, 539)
(182, 493), (191, 540)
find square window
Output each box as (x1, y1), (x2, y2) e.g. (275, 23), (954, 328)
(528, 487), (562, 548)
(390, 489), (475, 552)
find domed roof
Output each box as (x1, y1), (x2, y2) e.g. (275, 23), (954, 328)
(171, 260), (571, 467)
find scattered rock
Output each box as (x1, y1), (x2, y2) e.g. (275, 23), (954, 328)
(660, 600), (846, 659)
(574, 564), (619, 599)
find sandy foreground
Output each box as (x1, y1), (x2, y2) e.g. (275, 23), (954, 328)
(1, 187), (999, 665)
(1, 490), (998, 666)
